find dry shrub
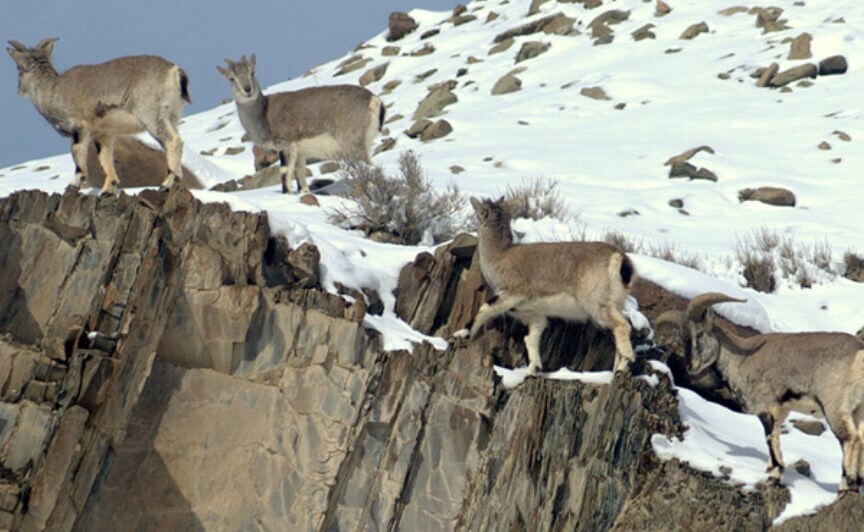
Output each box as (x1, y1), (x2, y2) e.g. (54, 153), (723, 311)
(646, 241), (703, 270)
(328, 151), (465, 245)
(602, 229), (642, 253)
(735, 234), (777, 293)
(844, 249), (864, 282)
(503, 178), (572, 222)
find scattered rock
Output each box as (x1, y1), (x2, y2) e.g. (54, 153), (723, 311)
(450, 165), (465, 174)
(491, 74), (522, 95)
(665, 146), (718, 182)
(769, 63), (817, 87)
(466, 56), (483, 64)
(382, 46), (400, 57)
(655, 0), (672, 17)
(373, 137), (396, 155)
(84, 137), (203, 190)
(738, 187), (796, 207)
(632, 23), (656, 41)
(224, 146), (245, 156)
(406, 119), (433, 138)
(792, 459), (811, 478)
(680, 22), (709, 40)
(665, 145), (715, 166)
(755, 62), (779, 87)
(493, 13), (576, 42)
(299, 194), (319, 207)
(410, 43), (436, 57)
(414, 68), (438, 83)
(359, 62), (389, 86)
(589, 9), (630, 44)
(451, 11), (477, 27)
(668, 198), (684, 209)
(718, 6), (748, 16)
(792, 418), (826, 436)
(528, 0), (550, 16)
(818, 55), (848, 76)
(319, 161), (340, 175)
(515, 41), (551, 63)
(752, 6), (789, 33)
(335, 55), (372, 76)
(788, 33), (813, 60)
(413, 80), (458, 120)
(669, 163), (718, 181)
(832, 130), (852, 141)
(381, 79), (402, 94)
(580, 86), (611, 100)
(489, 38), (515, 55)
(486, 12), (500, 23)
(421, 29), (440, 40)
(384, 113), (403, 125)
(420, 120), (453, 141)
(818, 141), (831, 150)
(387, 12), (418, 41)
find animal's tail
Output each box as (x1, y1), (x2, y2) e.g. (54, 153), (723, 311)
(619, 254), (636, 288)
(179, 68), (191, 104)
(377, 97), (386, 132)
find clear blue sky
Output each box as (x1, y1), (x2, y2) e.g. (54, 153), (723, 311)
(1, 0), (457, 168)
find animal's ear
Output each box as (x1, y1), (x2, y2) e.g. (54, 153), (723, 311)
(470, 196), (482, 213)
(249, 54), (256, 70)
(216, 65), (229, 78)
(36, 37), (57, 57)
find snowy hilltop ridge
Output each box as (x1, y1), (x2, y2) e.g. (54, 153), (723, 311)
(1, 0), (864, 528)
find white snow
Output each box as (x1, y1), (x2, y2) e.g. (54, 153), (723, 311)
(3, 0), (862, 522)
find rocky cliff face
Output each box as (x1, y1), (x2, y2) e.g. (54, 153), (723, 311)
(0, 190), (860, 531)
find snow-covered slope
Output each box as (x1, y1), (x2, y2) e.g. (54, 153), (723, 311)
(2, 0), (863, 523)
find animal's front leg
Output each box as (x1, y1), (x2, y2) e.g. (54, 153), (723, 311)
(758, 412), (785, 483)
(469, 294), (524, 338)
(294, 153), (310, 194)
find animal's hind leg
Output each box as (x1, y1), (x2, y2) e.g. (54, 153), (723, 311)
(524, 317), (548, 374)
(148, 120), (184, 188)
(279, 150), (298, 194)
(603, 305), (634, 372)
(95, 137), (119, 196)
(69, 131), (90, 189)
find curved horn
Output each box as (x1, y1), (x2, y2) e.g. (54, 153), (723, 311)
(36, 37), (58, 48)
(654, 309), (684, 329)
(686, 292), (746, 322)
(7, 40), (27, 51)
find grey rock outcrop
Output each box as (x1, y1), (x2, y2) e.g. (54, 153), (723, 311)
(0, 190), (858, 530)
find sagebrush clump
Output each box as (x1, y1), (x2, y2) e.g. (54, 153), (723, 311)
(503, 178), (572, 222)
(328, 151), (465, 245)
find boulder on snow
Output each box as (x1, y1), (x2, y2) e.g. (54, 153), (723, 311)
(819, 55), (848, 76)
(769, 63), (817, 87)
(515, 41), (551, 63)
(387, 12), (418, 41)
(787, 32), (813, 60)
(491, 74), (522, 95)
(738, 187), (796, 207)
